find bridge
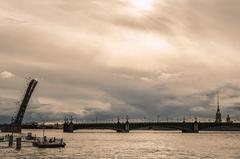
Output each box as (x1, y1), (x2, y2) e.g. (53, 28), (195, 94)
(0, 79), (38, 133)
(63, 118), (240, 133)
(63, 91), (240, 133)
(1, 78), (240, 134)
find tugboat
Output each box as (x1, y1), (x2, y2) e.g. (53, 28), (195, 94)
(32, 122), (66, 148)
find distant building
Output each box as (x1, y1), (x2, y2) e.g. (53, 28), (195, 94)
(226, 114), (232, 123)
(215, 93), (222, 123)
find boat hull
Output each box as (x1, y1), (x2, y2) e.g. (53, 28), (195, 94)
(33, 142), (66, 148)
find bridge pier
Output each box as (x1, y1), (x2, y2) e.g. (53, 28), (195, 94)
(116, 129), (129, 133)
(63, 121), (74, 133)
(116, 119), (130, 133)
(182, 129), (199, 133)
(182, 122), (199, 133)
(193, 122), (199, 133)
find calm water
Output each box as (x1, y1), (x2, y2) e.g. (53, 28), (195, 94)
(1, 130), (240, 159)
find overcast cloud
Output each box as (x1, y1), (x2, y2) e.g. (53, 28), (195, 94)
(0, 0), (240, 123)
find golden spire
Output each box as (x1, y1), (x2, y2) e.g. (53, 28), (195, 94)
(217, 92), (220, 111)
(215, 91), (222, 123)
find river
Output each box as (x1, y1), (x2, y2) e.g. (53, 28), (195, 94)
(1, 130), (240, 159)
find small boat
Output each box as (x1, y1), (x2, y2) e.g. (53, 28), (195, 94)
(32, 136), (66, 148)
(32, 122), (66, 148)
(25, 132), (37, 141)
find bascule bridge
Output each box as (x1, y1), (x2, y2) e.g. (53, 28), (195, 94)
(0, 79), (38, 133)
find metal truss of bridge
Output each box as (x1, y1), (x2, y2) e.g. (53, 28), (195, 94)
(63, 118), (240, 133)
(0, 79), (38, 133)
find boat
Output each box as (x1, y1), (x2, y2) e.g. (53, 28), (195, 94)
(32, 137), (66, 148)
(25, 132), (37, 141)
(32, 122), (66, 148)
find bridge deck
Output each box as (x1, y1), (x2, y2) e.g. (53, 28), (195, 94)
(67, 122), (240, 133)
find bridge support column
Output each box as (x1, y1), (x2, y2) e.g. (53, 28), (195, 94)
(116, 120), (130, 133)
(63, 122), (74, 133)
(193, 122), (199, 133)
(125, 121), (129, 133)
(8, 135), (13, 147)
(182, 122), (199, 133)
(116, 129), (129, 133)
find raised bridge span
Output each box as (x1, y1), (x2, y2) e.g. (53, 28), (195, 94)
(63, 120), (240, 133)
(0, 79), (38, 133)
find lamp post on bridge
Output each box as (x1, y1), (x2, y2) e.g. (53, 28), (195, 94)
(117, 116), (120, 124)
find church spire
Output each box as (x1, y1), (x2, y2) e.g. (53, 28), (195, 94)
(215, 91), (222, 123)
(217, 92), (220, 111)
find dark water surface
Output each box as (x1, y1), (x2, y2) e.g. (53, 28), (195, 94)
(1, 129), (240, 159)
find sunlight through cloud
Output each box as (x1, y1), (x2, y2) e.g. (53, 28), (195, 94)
(131, 0), (154, 11)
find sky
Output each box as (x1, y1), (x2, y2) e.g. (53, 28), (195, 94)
(0, 0), (240, 123)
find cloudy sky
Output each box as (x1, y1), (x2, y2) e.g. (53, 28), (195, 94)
(0, 0), (240, 123)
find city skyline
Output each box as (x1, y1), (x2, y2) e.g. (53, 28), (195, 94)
(0, 0), (240, 122)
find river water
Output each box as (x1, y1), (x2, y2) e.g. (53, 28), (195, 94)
(0, 130), (240, 159)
